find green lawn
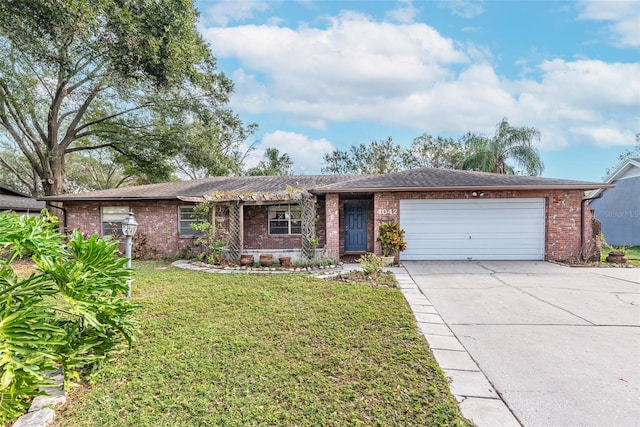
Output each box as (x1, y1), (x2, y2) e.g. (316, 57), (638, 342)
(625, 246), (640, 260)
(54, 263), (472, 427)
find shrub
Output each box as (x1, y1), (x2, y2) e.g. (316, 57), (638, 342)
(0, 212), (140, 423)
(377, 221), (407, 257)
(358, 252), (385, 279)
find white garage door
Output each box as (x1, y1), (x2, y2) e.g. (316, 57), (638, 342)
(399, 198), (545, 260)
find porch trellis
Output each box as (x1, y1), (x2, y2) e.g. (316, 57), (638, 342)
(201, 187), (318, 261)
(225, 202), (242, 261)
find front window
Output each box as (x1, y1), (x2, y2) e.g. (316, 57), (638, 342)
(102, 206), (129, 237)
(179, 206), (205, 236)
(268, 205), (302, 235)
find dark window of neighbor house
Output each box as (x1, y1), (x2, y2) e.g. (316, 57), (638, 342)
(101, 206), (129, 237)
(178, 206), (205, 236)
(268, 205), (302, 235)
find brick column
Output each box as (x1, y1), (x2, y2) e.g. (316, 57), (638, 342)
(325, 193), (340, 258)
(374, 192), (401, 258)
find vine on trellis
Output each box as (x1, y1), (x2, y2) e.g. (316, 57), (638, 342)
(300, 193), (317, 260)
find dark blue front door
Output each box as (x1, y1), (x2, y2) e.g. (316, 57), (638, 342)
(344, 203), (367, 252)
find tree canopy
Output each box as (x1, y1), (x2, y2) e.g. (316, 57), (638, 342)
(604, 133), (639, 178)
(401, 134), (466, 170)
(321, 120), (544, 177)
(0, 0), (254, 196)
(322, 137), (405, 174)
(246, 147), (293, 176)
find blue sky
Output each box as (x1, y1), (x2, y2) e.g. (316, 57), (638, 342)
(195, 0), (639, 182)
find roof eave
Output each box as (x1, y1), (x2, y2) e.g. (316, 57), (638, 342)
(40, 196), (181, 202)
(604, 159), (640, 183)
(311, 184), (614, 194)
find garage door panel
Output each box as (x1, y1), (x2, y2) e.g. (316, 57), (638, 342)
(399, 198), (545, 261)
(404, 237), (544, 247)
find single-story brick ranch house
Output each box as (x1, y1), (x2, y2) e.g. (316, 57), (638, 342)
(42, 167), (610, 262)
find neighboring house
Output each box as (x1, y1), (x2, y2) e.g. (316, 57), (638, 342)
(42, 168), (610, 262)
(0, 185), (45, 215)
(590, 158), (640, 246)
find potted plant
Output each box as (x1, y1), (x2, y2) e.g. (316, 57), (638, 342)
(278, 256), (291, 267)
(376, 221), (407, 266)
(605, 246), (628, 264)
(240, 253), (254, 266)
(601, 234), (628, 264)
(259, 254), (274, 267)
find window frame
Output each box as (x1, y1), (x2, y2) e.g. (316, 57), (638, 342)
(268, 205), (302, 236)
(178, 205), (206, 237)
(101, 206), (130, 237)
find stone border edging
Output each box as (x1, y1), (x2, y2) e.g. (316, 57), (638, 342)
(12, 370), (66, 427)
(172, 259), (343, 276)
(393, 269), (523, 427)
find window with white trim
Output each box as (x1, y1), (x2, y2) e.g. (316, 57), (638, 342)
(268, 205), (302, 235)
(178, 206), (205, 236)
(101, 206), (129, 237)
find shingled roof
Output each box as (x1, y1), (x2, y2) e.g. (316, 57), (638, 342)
(41, 168), (609, 202)
(0, 186), (46, 211)
(40, 175), (352, 201)
(310, 167), (609, 193)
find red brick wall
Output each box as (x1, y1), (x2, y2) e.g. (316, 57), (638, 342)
(370, 189), (590, 261)
(325, 194), (340, 257)
(243, 200), (326, 250)
(64, 200), (198, 257)
(65, 199), (329, 257)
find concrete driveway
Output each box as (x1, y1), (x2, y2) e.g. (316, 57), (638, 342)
(403, 261), (640, 427)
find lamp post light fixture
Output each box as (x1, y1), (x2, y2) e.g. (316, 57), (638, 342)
(121, 211), (138, 297)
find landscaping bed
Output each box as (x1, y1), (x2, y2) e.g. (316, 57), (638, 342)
(53, 262), (472, 426)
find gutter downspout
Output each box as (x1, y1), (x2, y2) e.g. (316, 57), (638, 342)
(581, 193), (603, 260)
(45, 201), (68, 232)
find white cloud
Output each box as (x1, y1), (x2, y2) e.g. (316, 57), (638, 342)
(512, 59), (640, 149)
(202, 8), (639, 155)
(202, 12), (469, 125)
(386, 0), (419, 23)
(569, 126), (637, 147)
(203, 0), (271, 27)
(578, 0), (640, 47)
(438, 0), (485, 19)
(247, 131), (335, 174)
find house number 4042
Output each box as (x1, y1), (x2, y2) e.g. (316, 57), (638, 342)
(376, 208), (398, 215)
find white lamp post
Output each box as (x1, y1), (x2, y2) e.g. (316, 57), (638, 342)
(121, 211), (138, 297)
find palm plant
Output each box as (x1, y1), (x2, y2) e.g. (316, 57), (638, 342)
(247, 148), (293, 176)
(461, 118), (544, 176)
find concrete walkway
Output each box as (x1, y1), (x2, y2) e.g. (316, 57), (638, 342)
(401, 261), (640, 427)
(387, 265), (521, 426)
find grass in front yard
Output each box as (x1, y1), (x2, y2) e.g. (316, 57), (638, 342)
(54, 263), (471, 426)
(601, 245), (640, 266)
(624, 246), (640, 260)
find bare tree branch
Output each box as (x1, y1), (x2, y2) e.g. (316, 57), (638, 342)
(65, 143), (114, 154)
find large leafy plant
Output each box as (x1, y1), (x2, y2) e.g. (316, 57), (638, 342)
(0, 212), (140, 423)
(377, 221), (407, 257)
